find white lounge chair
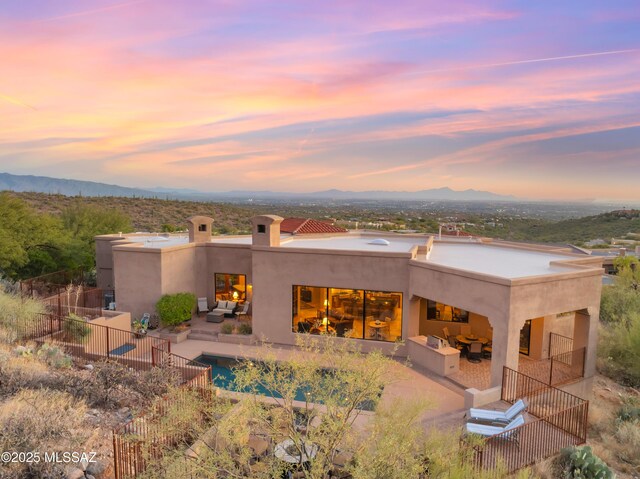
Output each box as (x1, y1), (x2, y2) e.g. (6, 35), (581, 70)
(468, 399), (527, 422)
(466, 414), (525, 437)
(197, 297), (209, 315)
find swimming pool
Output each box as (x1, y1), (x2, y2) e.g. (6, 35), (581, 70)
(193, 354), (378, 410)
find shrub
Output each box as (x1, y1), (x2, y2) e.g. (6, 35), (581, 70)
(59, 360), (184, 409)
(0, 291), (44, 342)
(597, 312), (640, 387)
(0, 389), (88, 479)
(237, 322), (252, 335)
(156, 292), (196, 328)
(63, 313), (92, 342)
(220, 322), (234, 334)
(0, 346), (51, 395)
(36, 343), (73, 369)
(560, 446), (614, 479)
(616, 396), (640, 423)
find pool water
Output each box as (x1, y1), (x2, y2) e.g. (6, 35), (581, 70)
(193, 354), (378, 410)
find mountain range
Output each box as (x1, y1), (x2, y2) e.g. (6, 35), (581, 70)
(0, 172), (517, 202)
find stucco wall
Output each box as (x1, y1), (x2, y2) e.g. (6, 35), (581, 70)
(251, 246), (412, 355)
(160, 245), (197, 296)
(113, 248), (163, 319)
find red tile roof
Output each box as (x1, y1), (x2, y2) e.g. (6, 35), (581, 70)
(280, 218), (348, 235)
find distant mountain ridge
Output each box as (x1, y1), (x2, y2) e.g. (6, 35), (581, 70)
(0, 172), (516, 202)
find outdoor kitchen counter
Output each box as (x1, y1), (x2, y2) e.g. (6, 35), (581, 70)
(407, 335), (460, 377)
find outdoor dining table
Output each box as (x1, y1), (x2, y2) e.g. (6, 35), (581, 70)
(274, 438), (318, 465)
(456, 335), (490, 345)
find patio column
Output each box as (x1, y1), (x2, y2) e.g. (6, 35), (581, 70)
(573, 305), (599, 378)
(489, 315), (525, 388)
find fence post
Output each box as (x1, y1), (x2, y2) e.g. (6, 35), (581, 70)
(549, 357), (554, 385)
(501, 366), (507, 401)
(106, 326), (110, 359)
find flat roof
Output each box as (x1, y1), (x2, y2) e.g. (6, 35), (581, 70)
(121, 235), (190, 248)
(423, 243), (582, 278)
(280, 235), (427, 253)
(210, 236), (254, 245)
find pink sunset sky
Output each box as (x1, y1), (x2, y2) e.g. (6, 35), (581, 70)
(1, 0), (639, 201)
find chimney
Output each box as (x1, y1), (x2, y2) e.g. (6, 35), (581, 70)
(251, 215), (284, 247)
(186, 216), (214, 243)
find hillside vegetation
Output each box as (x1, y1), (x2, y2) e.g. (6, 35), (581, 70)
(496, 209), (639, 244)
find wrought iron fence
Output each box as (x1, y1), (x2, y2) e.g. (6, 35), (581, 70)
(549, 332), (574, 359)
(112, 353), (212, 479)
(474, 367), (588, 473)
(17, 312), (170, 370)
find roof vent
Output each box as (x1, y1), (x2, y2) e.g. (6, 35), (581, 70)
(369, 238), (390, 246)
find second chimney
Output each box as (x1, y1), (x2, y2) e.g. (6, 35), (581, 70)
(251, 215), (284, 247)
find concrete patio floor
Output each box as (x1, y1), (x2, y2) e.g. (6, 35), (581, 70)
(448, 354), (550, 390)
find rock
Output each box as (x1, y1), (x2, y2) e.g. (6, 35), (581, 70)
(84, 364), (94, 370)
(89, 408), (100, 415)
(86, 475), (96, 479)
(65, 466), (85, 479)
(86, 460), (106, 477)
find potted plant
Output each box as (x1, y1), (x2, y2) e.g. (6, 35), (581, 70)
(132, 319), (145, 338)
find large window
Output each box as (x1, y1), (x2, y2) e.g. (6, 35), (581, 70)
(292, 285), (402, 342)
(426, 300), (469, 323)
(215, 273), (247, 303)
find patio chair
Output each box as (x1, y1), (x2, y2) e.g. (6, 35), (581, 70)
(483, 342), (492, 358)
(469, 399), (527, 422)
(442, 326), (451, 338)
(466, 414), (525, 437)
(235, 302), (250, 320)
(448, 335), (466, 356)
(467, 341), (483, 363)
(197, 297), (209, 315)
(138, 313), (150, 335)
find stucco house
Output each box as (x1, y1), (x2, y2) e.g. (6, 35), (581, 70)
(95, 215), (603, 399)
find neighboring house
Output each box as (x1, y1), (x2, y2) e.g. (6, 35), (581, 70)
(96, 214), (603, 398)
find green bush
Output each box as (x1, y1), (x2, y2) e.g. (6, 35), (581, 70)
(616, 397), (640, 423)
(63, 313), (92, 342)
(560, 446), (614, 479)
(220, 322), (234, 334)
(156, 292), (196, 328)
(237, 322), (252, 335)
(37, 343), (72, 369)
(597, 312), (640, 387)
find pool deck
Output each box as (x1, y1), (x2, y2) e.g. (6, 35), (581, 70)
(170, 339), (466, 422)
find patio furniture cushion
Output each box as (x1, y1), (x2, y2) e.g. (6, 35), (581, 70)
(218, 301), (228, 309)
(469, 399), (527, 422)
(226, 301), (237, 310)
(110, 343), (136, 356)
(466, 414), (525, 437)
(197, 297), (208, 314)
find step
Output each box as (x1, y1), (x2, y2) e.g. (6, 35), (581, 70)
(189, 328), (218, 336)
(187, 333), (219, 341)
